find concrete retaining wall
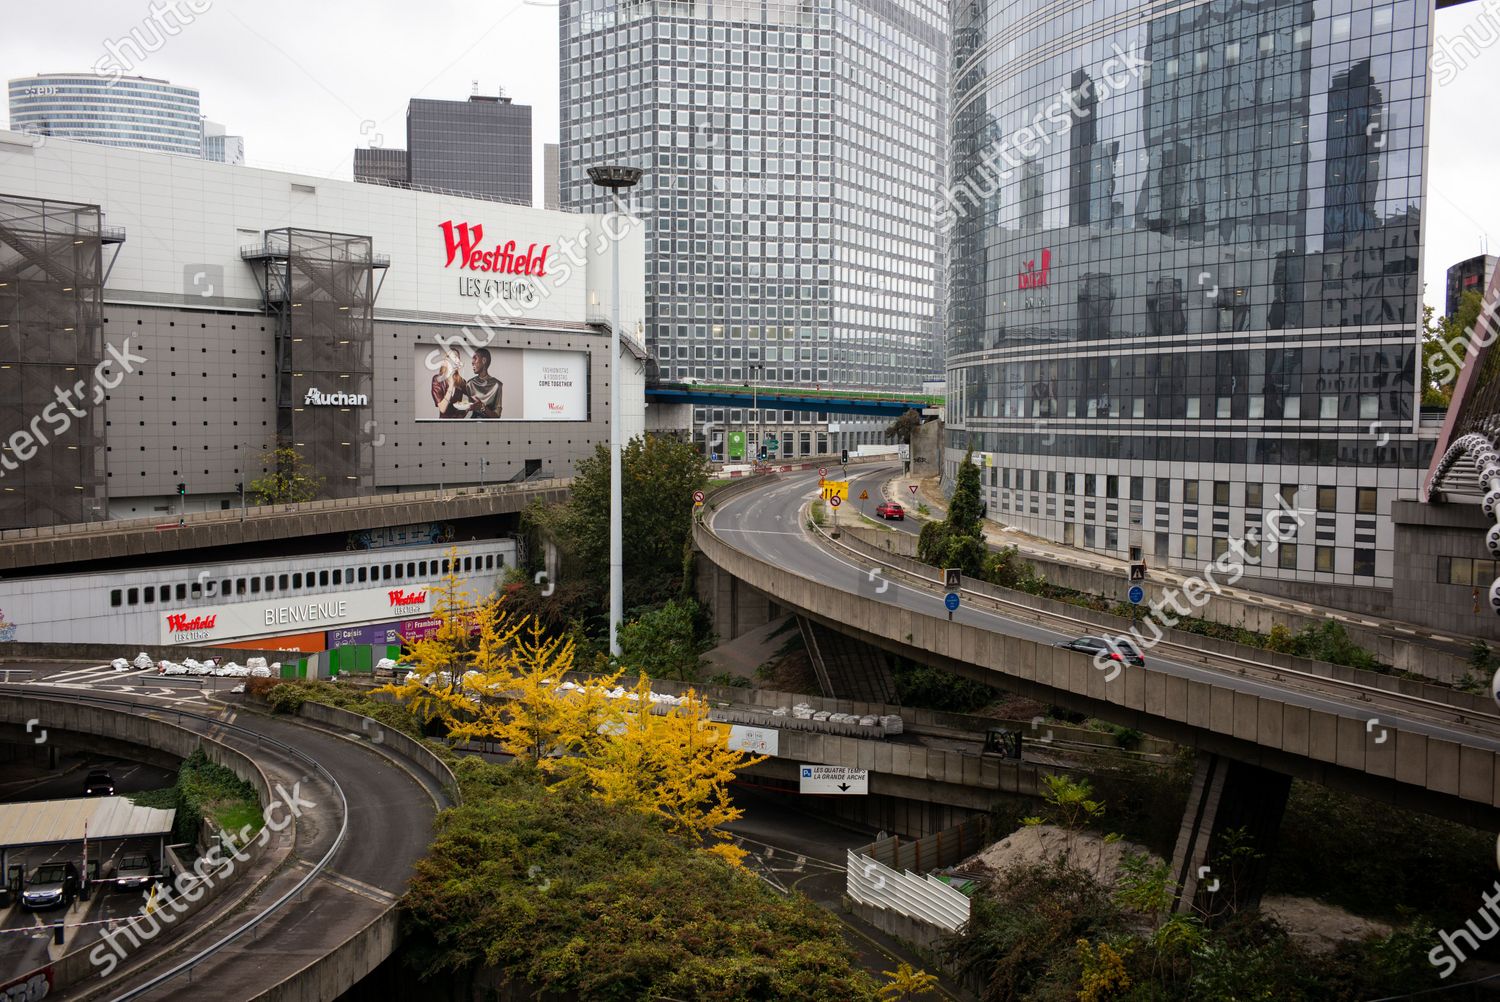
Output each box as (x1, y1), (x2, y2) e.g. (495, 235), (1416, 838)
(0, 692), (273, 996)
(695, 522), (1500, 827)
(254, 910), (401, 1002)
(0, 642), (295, 665)
(294, 701), (457, 800)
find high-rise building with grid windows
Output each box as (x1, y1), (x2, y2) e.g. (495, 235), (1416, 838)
(354, 93), (533, 205)
(559, 0), (946, 457)
(945, 0), (1432, 597)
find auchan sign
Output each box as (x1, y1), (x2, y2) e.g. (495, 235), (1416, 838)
(159, 583), (438, 645)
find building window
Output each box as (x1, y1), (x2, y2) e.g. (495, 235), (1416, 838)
(1280, 484), (1298, 507)
(1156, 479), (1170, 503)
(1212, 537), (1229, 558)
(1183, 536), (1199, 559)
(144, 586), (155, 604)
(1317, 487), (1337, 512)
(1279, 543), (1298, 570)
(1356, 488), (1377, 515)
(1246, 484), (1262, 509)
(110, 589), (123, 608)
(1315, 546), (1335, 572)
(1184, 481), (1199, 504)
(1354, 549), (1377, 577)
(1214, 481), (1229, 506)
(127, 588), (139, 606)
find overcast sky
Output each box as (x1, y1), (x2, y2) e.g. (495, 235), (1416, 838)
(3, 0), (1496, 311)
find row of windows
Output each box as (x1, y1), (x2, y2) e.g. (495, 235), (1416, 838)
(1438, 558), (1500, 589)
(108, 553), (502, 609)
(1073, 522), (1378, 577)
(992, 471), (1378, 514)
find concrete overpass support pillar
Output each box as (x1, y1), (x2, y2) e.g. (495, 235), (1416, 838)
(1169, 753), (1292, 919)
(696, 555), (774, 641)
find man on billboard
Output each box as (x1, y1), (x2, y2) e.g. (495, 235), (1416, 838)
(465, 348), (503, 418)
(430, 349), (470, 419)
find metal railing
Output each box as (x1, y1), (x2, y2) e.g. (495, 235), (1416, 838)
(1, 687), (348, 1001)
(0, 478), (572, 544)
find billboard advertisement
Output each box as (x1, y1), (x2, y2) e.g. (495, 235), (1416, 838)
(415, 344), (587, 421)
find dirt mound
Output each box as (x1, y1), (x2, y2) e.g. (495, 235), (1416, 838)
(961, 824), (1160, 888)
(1260, 896), (1392, 955)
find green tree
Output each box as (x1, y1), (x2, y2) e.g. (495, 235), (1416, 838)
(1422, 289), (1490, 407)
(616, 598), (710, 682)
(946, 449), (985, 538)
(885, 408), (922, 444)
(531, 433), (709, 608)
(248, 446), (323, 504)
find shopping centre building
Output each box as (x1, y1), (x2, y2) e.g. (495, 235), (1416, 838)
(945, 0), (1433, 597)
(0, 129), (647, 529)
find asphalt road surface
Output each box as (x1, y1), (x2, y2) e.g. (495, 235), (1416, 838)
(710, 466), (1500, 755)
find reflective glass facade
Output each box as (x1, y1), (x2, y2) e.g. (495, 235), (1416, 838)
(559, 0), (947, 416)
(946, 0), (1430, 589)
(406, 96), (533, 204)
(7, 74), (203, 157)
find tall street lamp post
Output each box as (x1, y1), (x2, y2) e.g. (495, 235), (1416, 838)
(588, 164), (643, 657)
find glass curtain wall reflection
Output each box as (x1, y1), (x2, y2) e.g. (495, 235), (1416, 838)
(946, 0), (1428, 590)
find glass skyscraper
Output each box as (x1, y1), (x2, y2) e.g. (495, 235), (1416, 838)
(7, 74), (206, 157)
(945, 0), (1429, 592)
(559, 0), (946, 454)
(407, 95), (533, 204)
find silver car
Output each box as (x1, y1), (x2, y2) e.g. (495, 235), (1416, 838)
(21, 862), (79, 911)
(114, 853), (155, 892)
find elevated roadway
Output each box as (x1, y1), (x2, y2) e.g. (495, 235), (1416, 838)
(0, 669), (446, 1001)
(699, 467), (1500, 829)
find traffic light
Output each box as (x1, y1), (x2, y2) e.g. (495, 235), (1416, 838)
(757, 446), (767, 460)
(840, 448), (849, 465)
(235, 482), (243, 494)
(176, 482), (186, 496)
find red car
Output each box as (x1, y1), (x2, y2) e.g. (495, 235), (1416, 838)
(875, 501), (905, 520)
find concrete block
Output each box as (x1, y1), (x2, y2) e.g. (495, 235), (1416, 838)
(1145, 671), (1167, 716)
(1185, 679), (1212, 729)
(1459, 746), (1495, 806)
(1281, 704), (1310, 757)
(1210, 686), (1234, 735)
(1335, 716), (1366, 770)
(1427, 738), (1460, 796)
(1306, 709), (1339, 764)
(1256, 701), (1283, 749)
(1232, 690), (1258, 742)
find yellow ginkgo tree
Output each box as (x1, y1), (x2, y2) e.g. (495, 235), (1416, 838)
(376, 550), (762, 864)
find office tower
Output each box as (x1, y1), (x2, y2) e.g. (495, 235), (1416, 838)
(544, 142), (560, 210)
(8, 73), (204, 157)
(406, 94), (532, 203)
(202, 120), (246, 164)
(558, 0), (947, 455)
(354, 147), (408, 187)
(1447, 254), (1497, 317)
(945, 1), (1430, 592)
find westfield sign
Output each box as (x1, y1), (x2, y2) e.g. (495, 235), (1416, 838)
(167, 613), (217, 634)
(439, 221), (550, 276)
(1018, 249), (1052, 291)
(388, 589), (427, 608)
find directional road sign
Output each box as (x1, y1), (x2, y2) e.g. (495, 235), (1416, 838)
(945, 592), (960, 612)
(799, 765), (869, 795)
(819, 480), (849, 503)
(1128, 585), (1145, 604)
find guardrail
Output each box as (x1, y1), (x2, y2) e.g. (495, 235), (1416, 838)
(808, 514), (1500, 737)
(0, 478), (573, 543)
(0, 688), (351, 1001)
(846, 848), (971, 933)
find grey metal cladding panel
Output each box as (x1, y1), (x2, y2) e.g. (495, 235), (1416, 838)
(369, 319), (608, 488)
(102, 305), (276, 497)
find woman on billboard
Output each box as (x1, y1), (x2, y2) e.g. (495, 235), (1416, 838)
(431, 349), (470, 419)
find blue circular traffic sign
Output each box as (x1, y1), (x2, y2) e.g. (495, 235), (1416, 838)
(944, 592), (960, 611)
(1128, 585), (1145, 604)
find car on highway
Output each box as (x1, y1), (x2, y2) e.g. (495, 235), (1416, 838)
(83, 769), (116, 796)
(1054, 635), (1145, 667)
(113, 853), (156, 892)
(21, 861), (80, 911)
(874, 501), (905, 520)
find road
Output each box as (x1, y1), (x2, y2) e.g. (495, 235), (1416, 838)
(1, 664), (445, 1001)
(709, 466), (1500, 755)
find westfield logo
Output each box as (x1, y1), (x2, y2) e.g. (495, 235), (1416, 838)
(1018, 249), (1052, 290)
(388, 589), (427, 608)
(439, 221), (550, 276)
(166, 613), (216, 633)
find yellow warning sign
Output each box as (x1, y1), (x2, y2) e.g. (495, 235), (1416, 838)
(859, 489), (869, 500)
(819, 480), (849, 503)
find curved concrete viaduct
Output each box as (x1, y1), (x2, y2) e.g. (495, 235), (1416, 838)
(0, 687), (449, 1001)
(696, 471), (1500, 830)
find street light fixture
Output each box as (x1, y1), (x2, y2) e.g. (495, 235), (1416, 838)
(588, 164), (643, 658)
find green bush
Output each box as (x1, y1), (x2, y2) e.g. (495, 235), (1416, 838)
(130, 748), (262, 844)
(265, 683), (309, 715)
(891, 660), (997, 713)
(400, 758), (879, 1000)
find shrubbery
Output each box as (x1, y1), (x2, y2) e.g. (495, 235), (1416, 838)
(399, 757), (881, 1001)
(128, 748), (261, 844)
